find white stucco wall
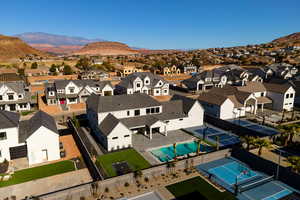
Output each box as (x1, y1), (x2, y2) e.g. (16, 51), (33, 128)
(220, 99), (235, 120)
(0, 127), (19, 162)
(107, 123), (132, 151)
(26, 126), (60, 165)
(266, 87), (295, 111)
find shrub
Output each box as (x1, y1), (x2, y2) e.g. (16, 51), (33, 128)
(144, 177), (149, 182)
(105, 187), (109, 193)
(124, 182), (130, 187)
(0, 159), (9, 174)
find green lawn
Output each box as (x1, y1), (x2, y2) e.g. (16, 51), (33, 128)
(20, 110), (35, 116)
(96, 149), (151, 177)
(166, 177), (236, 200)
(0, 160), (75, 187)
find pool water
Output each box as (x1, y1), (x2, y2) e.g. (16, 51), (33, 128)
(150, 141), (211, 162)
(208, 161), (257, 185)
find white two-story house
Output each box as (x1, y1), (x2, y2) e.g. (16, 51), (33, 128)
(0, 110), (60, 165)
(115, 72), (169, 96)
(0, 81), (31, 112)
(87, 93), (204, 151)
(45, 80), (114, 106)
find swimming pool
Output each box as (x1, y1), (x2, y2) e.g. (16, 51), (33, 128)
(150, 141), (211, 162)
(208, 161), (257, 185)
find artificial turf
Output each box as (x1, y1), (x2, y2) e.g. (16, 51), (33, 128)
(166, 176), (236, 200)
(96, 148), (151, 177)
(0, 160), (75, 187)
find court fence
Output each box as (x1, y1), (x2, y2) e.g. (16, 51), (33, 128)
(231, 147), (300, 191)
(204, 114), (272, 138)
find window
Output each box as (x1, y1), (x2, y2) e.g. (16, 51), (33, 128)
(179, 119), (183, 121)
(8, 94), (14, 100)
(136, 83), (141, 88)
(151, 108), (155, 113)
(112, 137), (118, 140)
(134, 109), (140, 116)
(0, 132), (7, 141)
(164, 89), (168, 94)
(0, 150), (1, 157)
(156, 90), (159, 94)
(290, 93), (294, 98)
(69, 87), (75, 93)
(69, 98), (76, 103)
(146, 108), (150, 114)
(49, 91), (54, 96)
(18, 94), (22, 99)
(286, 94), (289, 98)
(124, 135), (130, 138)
(0, 95), (2, 100)
(155, 107), (160, 113)
(261, 92), (264, 97)
(19, 103), (27, 108)
(145, 80), (149, 84)
(127, 111), (130, 116)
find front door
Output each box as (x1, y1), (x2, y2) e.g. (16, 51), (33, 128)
(42, 149), (48, 161)
(9, 104), (16, 111)
(60, 98), (66, 104)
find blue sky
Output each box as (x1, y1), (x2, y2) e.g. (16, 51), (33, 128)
(1, 0), (300, 49)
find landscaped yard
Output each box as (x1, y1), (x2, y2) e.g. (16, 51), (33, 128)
(96, 149), (151, 177)
(166, 176), (236, 200)
(0, 160), (75, 187)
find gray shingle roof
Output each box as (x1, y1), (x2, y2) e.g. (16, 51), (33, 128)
(87, 93), (161, 113)
(170, 94), (199, 114)
(0, 81), (26, 94)
(19, 111), (58, 143)
(0, 110), (20, 129)
(98, 113), (121, 136)
(117, 72), (167, 89)
(264, 83), (293, 94)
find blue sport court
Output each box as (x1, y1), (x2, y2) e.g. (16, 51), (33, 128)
(184, 126), (240, 147)
(228, 119), (279, 136)
(196, 157), (299, 200)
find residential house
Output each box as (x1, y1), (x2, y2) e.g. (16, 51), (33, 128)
(87, 93), (204, 151)
(181, 65), (263, 92)
(264, 83), (295, 111)
(24, 67), (49, 77)
(79, 70), (109, 80)
(45, 79), (114, 106)
(0, 81), (31, 112)
(162, 65), (181, 76)
(183, 64), (199, 74)
(116, 65), (143, 77)
(115, 72), (169, 96)
(0, 111), (60, 165)
(266, 63), (298, 79)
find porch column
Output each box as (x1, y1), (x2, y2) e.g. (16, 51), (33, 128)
(149, 128), (153, 140)
(261, 104), (264, 112)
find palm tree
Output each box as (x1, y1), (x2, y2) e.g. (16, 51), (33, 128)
(241, 136), (256, 151)
(278, 124), (300, 146)
(173, 143), (177, 159)
(287, 156), (300, 173)
(196, 139), (202, 155)
(216, 136), (220, 151)
(253, 138), (270, 156)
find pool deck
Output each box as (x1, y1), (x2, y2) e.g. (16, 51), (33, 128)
(132, 130), (195, 165)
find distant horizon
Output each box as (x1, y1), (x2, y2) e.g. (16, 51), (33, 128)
(2, 0), (300, 49)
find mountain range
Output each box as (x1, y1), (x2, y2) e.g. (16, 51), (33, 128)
(15, 32), (105, 54)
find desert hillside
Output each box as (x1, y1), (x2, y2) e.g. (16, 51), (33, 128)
(72, 41), (139, 56)
(0, 35), (47, 61)
(272, 32), (300, 46)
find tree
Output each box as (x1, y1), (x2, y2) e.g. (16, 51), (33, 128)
(75, 57), (92, 71)
(31, 62), (38, 69)
(278, 124), (300, 145)
(18, 68), (25, 76)
(241, 136), (256, 151)
(253, 138), (270, 156)
(49, 64), (57, 73)
(196, 139), (202, 155)
(173, 143), (177, 159)
(63, 65), (73, 75)
(287, 156), (300, 173)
